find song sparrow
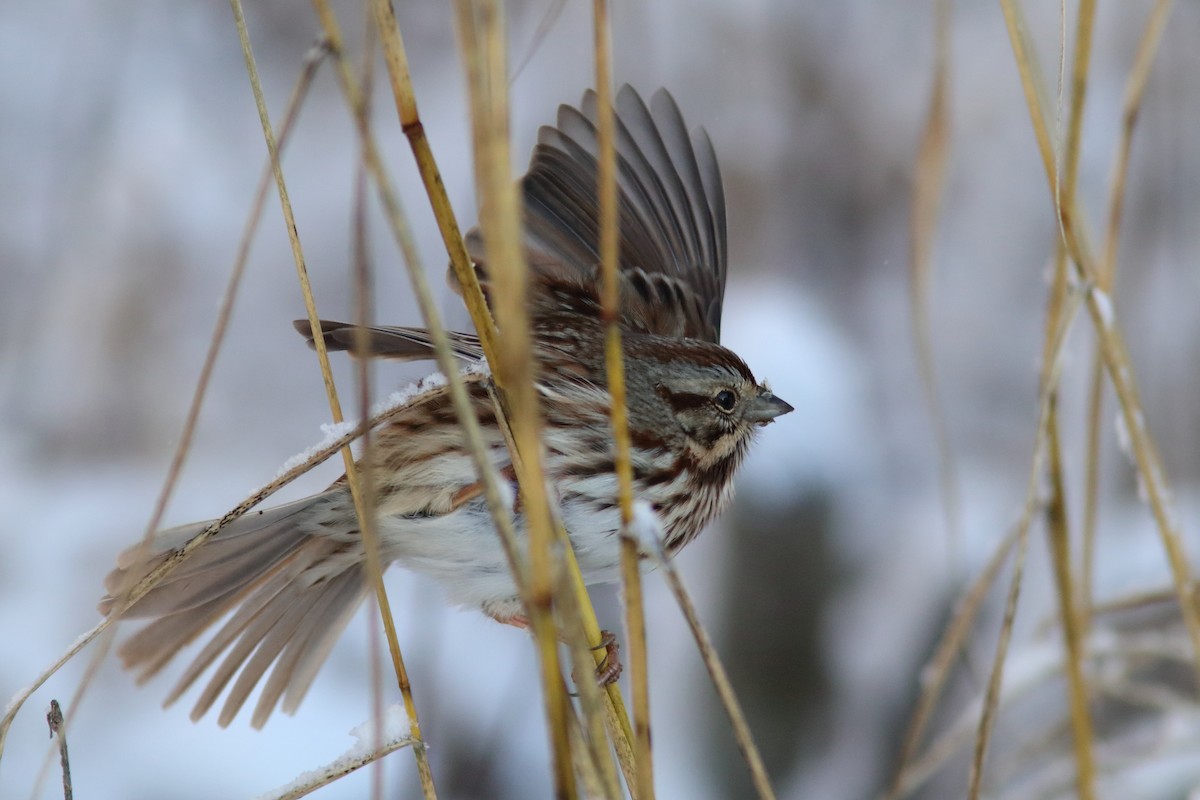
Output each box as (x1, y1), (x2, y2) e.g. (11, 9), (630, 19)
(100, 86), (793, 728)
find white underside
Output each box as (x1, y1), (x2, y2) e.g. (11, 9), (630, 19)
(375, 488), (626, 613)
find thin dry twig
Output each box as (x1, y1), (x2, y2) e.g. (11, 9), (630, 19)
(909, 0), (961, 552)
(258, 726), (417, 800)
(46, 701), (71, 800)
(349, 17), (386, 798)
(591, 2), (654, 798)
(0, 36), (328, 765)
(363, 0), (540, 639)
(1038, 2), (1098, 795)
(886, 526), (1020, 799)
(1081, 0), (1175, 627)
(455, 2), (577, 794)
(655, 549), (776, 798)
(965, 499), (1033, 798)
(29, 627), (114, 800)
(1000, 0), (1200, 690)
(965, 287), (1084, 799)
(231, 3), (436, 791)
(1044, 407), (1096, 799)
(1, 379), (442, 758)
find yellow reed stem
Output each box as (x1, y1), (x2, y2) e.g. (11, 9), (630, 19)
(369, 0), (501, 367)
(649, 540), (776, 800)
(885, 525), (1021, 799)
(1034, 3), (1098, 796)
(349, 17), (387, 796)
(233, 1), (436, 794)
(6, 34), (332, 778)
(555, 549), (625, 799)
(1081, 0), (1174, 629)
(591, 2), (654, 799)
(1, 379), (437, 760)
(964, 287), (1083, 798)
(451, 3), (638, 787)
(909, 0), (961, 552)
(1044, 406), (1096, 799)
(999, 0), (1200, 692)
(361, 0), (542, 637)
(455, 2), (577, 794)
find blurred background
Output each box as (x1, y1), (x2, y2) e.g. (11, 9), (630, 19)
(4, 1), (1200, 798)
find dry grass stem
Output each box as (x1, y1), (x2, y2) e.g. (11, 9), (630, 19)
(456, 2), (579, 793)
(1081, 0), (1174, 626)
(0, 28), (328, 763)
(370, 0), (502, 365)
(258, 731), (418, 800)
(1, 381), (438, 758)
(591, 1), (655, 798)
(46, 701), (71, 800)
(322, 1), (642, 791)
(964, 284), (1083, 798)
(909, 0), (961, 551)
(1044, 407), (1096, 798)
(896, 7), (1111, 790)
(1035, 3), (1098, 795)
(647, 540), (776, 799)
(349, 21), (386, 796)
(886, 526), (1020, 799)
(363, 0), (545, 647)
(556, 560), (625, 799)
(966, 522), (1032, 800)
(233, 2), (436, 793)
(1000, 0), (1200, 689)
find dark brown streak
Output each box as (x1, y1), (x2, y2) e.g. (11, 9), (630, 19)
(657, 389), (715, 413)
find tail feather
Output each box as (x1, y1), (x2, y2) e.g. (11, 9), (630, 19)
(218, 577), (330, 727)
(241, 565), (366, 728)
(100, 488), (372, 727)
(122, 595), (241, 683)
(161, 566), (300, 699)
(102, 498), (318, 618)
(280, 571), (365, 715)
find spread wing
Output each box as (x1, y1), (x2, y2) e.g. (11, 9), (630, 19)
(460, 86), (728, 343)
(292, 320), (484, 361)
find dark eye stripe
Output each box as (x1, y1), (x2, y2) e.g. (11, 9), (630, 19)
(660, 391), (712, 412)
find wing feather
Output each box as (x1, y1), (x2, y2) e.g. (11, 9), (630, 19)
(462, 86), (727, 342)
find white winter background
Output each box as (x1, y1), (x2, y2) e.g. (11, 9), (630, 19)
(4, 2), (1200, 799)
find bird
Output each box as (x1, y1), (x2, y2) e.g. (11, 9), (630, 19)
(100, 85), (793, 729)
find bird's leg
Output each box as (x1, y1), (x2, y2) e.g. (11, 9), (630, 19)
(484, 609), (622, 686)
(592, 629), (623, 686)
(486, 610), (530, 630)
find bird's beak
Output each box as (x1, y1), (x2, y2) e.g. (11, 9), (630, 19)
(746, 389), (794, 426)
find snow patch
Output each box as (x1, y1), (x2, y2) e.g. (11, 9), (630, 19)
(252, 704), (414, 800)
(1092, 286), (1115, 327)
(628, 499), (666, 557)
(272, 363), (491, 481)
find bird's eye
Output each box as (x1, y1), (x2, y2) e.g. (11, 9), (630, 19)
(713, 389), (737, 413)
